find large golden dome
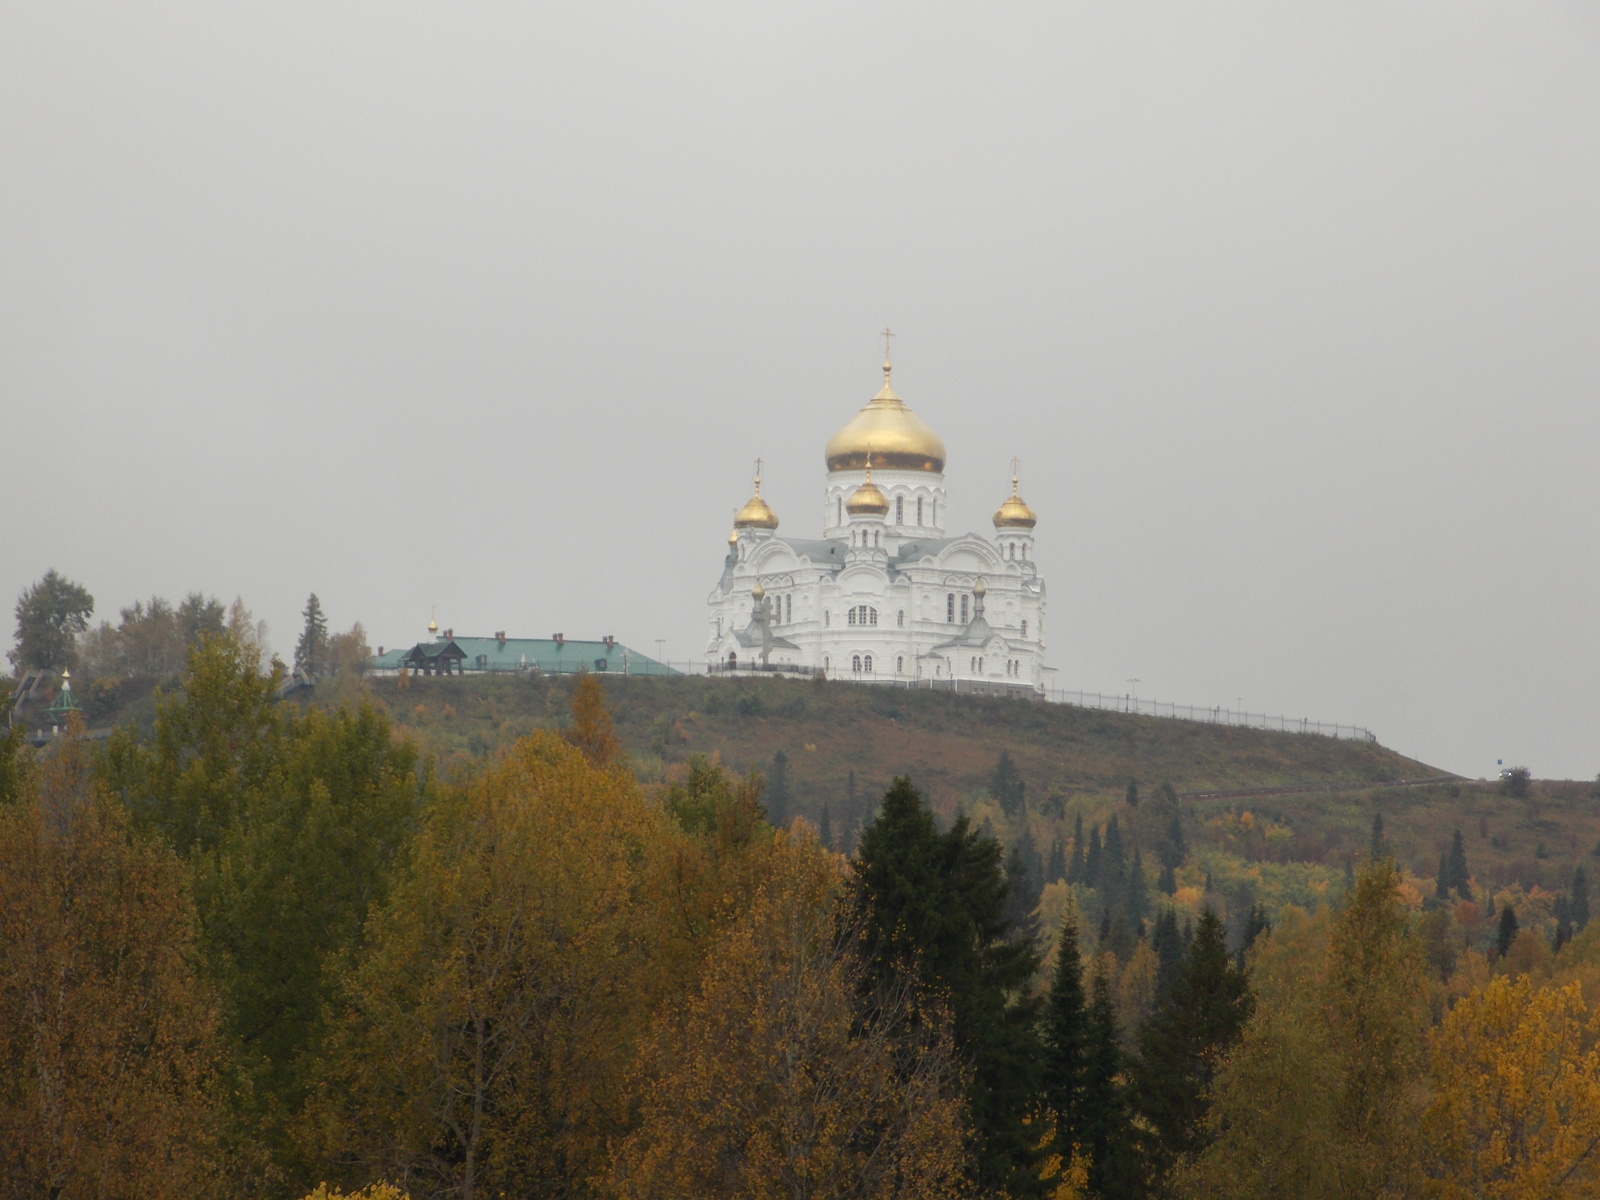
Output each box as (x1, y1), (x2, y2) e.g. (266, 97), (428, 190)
(734, 468), (780, 530)
(993, 468), (1037, 529)
(825, 362), (947, 473)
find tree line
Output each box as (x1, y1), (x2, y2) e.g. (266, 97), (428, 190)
(6, 628), (1600, 1197)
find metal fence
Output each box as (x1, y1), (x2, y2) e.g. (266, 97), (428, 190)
(656, 661), (1377, 744)
(1044, 689), (1377, 743)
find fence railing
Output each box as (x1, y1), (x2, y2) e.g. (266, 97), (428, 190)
(1044, 689), (1376, 743)
(655, 661), (1376, 744)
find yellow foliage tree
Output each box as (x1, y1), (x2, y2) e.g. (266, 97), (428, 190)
(607, 836), (973, 1200)
(1421, 975), (1600, 1197)
(0, 725), (225, 1199)
(299, 1186), (409, 1200)
(303, 731), (671, 1199)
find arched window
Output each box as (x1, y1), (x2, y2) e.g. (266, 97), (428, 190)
(960, 595), (970, 623)
(824, 610), (830, 627)
(970, 657), (976, 672)
(978, 656), (984, 673)
(851, 654), (862, 672)
(896, 655), (904, 674)
(869, 606), (878, 626)
(837, 497), (843, 526)
(932, 500), (937, 525)
(824, 655), (830, 671)
(896, 495), (904, 523)
(716, 616), (722, 637)
(896, 609), (905, 628)
(864, 654), (873, 673)
(917, 497), (924, 525)
(786, 595), (792, 623)
(875, 529), (880, 547)
(848, 607), (856, 626)
(1020, 619), (1027, 638)
(728, 651), (737, 667)
(947, 593), (955, 622)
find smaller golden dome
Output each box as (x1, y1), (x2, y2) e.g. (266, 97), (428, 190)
(751, 579), (766, 600)
(728, 528), (739, 546)
(427, 611), (438, 634)
(845, 457), (891, 517)
(993, 467), (1037, 529)
(734, 464), (780, 530)
(973, 575), (987, 597)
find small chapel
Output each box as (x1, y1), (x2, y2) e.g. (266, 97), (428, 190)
(707, 343), (1050, 695)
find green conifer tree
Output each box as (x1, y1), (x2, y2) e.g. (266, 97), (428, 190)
(854, 776), (1045, 1195)
(1447, 828), (1471, 898)
(1068, 813), (1086, 884)
(1082, 972), (1139, 1197)
(989, 749), (1027, 817)
(1085, 825), (1104, 891)
(1132, 909), (1254, 1192)
(1495, 903), (1519, 959)
(1046, 836), (1067, 885)
(1369, 812), (1387, 861)
(1158, 861), (1177, 896)
(1435, 853), (1450, 901)
(1042, 911), (1089, 1153)
(766, 748), (791, 828)
(1125, 778), (1139, 809)
(1572, 865), (1590, 928)
(818, 800), (833, 851)
(294, 592), (329, 676)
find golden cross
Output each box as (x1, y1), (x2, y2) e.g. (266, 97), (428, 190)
(881, 327), (894, 363)
(754, 457), (763, 485)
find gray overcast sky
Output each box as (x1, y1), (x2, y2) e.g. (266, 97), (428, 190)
(3, 3), (1597, 779)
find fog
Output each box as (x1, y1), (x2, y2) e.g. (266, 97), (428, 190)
(3, 3), (1597, 778)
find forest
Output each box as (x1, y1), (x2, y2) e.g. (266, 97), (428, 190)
(5, 577), (1600, 1198)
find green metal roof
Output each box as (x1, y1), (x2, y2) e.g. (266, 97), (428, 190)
(371, 636), (676, 677)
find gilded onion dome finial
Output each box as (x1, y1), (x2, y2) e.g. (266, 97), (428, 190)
(993, 458), (1038, 529)
(845, 452), (891, 517)
(734, 458), (780, 530)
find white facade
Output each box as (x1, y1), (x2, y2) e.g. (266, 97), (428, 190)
(706, 363), (1049, 694)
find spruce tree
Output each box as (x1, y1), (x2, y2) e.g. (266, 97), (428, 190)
(1495, 903), (1519, 959)
(1158, 862), (1177, 896)
(1554, 896), (1573, 953)
(294, 593), (328, 677)
(989, 749), (1027, 817)
(1572, 865), (1590, 928)
(1068, 813), (1086, 884)
(1082, 972), (1138, 1197)
(1369, 812), (1387, 861)
(1125, 778), (1140, 809)
(854, 776), (1044, 1195)
(1152, 908), (1184, 1002)
(1042, 912), (1090, 1152)
(1085, 825), (1103, 891)
(766, 749), (791, 828)
(1434, 853), (1450, 902)
(1447, 828), (1471, 898)
(818, 800), (833, 851)
(1046, 836), (1067, 885)
(1132, 909), (1254, 1192)
(1005, 833), (1044, 948)
(1124, 848), (1150, 923)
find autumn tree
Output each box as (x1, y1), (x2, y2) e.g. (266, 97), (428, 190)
(305, 731), (670, 1199)
(1179, 863), (1429, 1198)
(325, 622), (373, 677)
(608, 836), (972, 1200)
(564, 671), (623, 768)
(1421, 975), (1600, 1197)
(0, 724), (225, 1198)
(854, 777), (1044, 1196)
(103, 635), (425, 1181)
(9, 569), (94, 673)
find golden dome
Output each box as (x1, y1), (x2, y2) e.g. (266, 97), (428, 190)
(825, 361), (947, 473)
(993, 468), (1037, 529)
(845, 457), (891, 517)
(751, 578), (766, 600)
(728, 528), (739, 546)
(973, 575), (987, 597)
(734, 465), (780, 530)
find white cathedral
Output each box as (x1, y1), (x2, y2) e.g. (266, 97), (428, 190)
(707, 351), (1050, 696)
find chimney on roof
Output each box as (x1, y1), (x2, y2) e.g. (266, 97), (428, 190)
(377, 646), (384, 656)
(444, 628), (453, 640)
(553, 633), (564, 646)
(496, 631), (506, 647)
(603, 635), (615, 650)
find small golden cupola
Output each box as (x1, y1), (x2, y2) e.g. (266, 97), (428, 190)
(733, 460), (780, 530)
(845, 455), (891, 517)
(993, 463), (1038, 529)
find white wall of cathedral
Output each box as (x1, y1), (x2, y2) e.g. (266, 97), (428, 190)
(823, 467), (947, 541)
